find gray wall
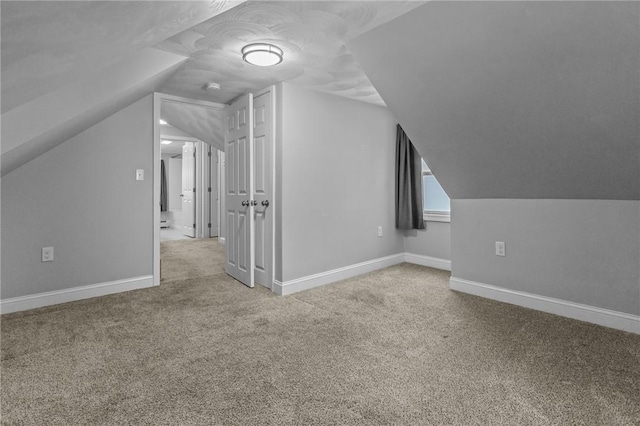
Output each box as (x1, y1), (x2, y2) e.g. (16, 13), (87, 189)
(349, 2), (640, 200)
(277, 83), (404, 282)
(1, 96), (153, 299)
(403, 222), (451, 261)
(452, 199), (640, 315)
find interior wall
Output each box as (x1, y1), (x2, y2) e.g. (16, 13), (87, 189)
(451, 199), (640, 316)
(403, 222), (451, 261)
(1, 96), (153, 299)
(277, 83), (404, 282)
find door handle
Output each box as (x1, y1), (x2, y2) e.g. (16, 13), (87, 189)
(241, 200), (249, 207)
(250, 200), (258, 206)
(261, 200), (269, 207)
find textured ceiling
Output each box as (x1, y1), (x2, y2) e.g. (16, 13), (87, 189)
(161, 101), (226, 151)
(156, 1), (424, 105)
(1, 0), (243, 113)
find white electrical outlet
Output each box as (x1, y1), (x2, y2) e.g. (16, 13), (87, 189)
(136, 169), (144, 181)
(42, 247), (54, 262)
(378, 226), (383, 237)
(495, 241), (506, 257)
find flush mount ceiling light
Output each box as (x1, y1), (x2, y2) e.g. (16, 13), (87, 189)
(161, 140), (172, 145)
(242, 43), (283, 67)
(159, 119), (168, 125)
(206, 82), (221, 91)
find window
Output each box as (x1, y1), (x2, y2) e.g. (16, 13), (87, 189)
(422, 159), (450, 222)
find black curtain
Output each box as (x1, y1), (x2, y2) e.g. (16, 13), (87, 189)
(160, 159), (168, 212)
(395, 124), (425, 230)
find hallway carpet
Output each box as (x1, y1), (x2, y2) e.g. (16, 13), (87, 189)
(2, 240), (639, 425)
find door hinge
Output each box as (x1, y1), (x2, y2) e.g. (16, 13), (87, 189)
(208, 223), (211, 228)
(193, 152), (196, 158)
(193, 188), (196, 192)
(208, 151), (211, 157)
(193, 223), (196, 229)
(208, 187), (211, 192)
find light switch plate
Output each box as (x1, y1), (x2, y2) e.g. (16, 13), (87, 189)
(136, 169), (144, 181)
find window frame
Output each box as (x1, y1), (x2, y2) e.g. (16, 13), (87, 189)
(422, 160), (451, 223)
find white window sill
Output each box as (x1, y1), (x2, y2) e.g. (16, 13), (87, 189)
(424, 213), (451, 223)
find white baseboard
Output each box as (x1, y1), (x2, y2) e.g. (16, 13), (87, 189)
(450, 277), (640, 335)
(273, 254), (405, 296)
(404, 253), (451, 271)
(1, 275), (154, 315)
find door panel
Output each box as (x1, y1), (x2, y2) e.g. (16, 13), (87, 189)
(209, 147), (219, 238)
(254, 136), (266, 194)
(227, 211), (236, 266)
(254, 210), (266, 278)
(181, 142), (196, 238)
(224, 94), (254, 287)
(252, 91), (273, 288)
(238, 137), (248, 195)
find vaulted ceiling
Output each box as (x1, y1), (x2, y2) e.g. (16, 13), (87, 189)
(349, 2), (640, 200)
(1, 1), (422, 175)
(155, 1), (422, 105)
(6, 1), (635, 202)
(1, 0), (244, 114)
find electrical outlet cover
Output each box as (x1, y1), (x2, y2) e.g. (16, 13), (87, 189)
(42, 247), (54, 262)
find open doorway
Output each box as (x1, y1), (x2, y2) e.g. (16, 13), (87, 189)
(153, 94), (227, 284)
(152, 89), (275, 291)
(160, 137), (194, 242)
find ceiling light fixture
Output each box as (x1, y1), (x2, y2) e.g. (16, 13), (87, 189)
(161, 140), (172, 145)
(206, 82), (221, 91)
(159, 119), (168, 125)
(242, 43), (283, 67)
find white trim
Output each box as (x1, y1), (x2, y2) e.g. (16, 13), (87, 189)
(273, 254), (405, 296)
(423, 212), (450, 223)
(1, 276), (154, 315)
(160, 135), (201, 143)
(449, 277), (640, 335)
(404, 253), (451, 271)
(153, 93), (161, 287)
(219, 237), (226, 245)
(156, 92), (226, 110)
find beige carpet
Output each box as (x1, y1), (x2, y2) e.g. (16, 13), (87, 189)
(160, 238), (225, 282)
(2, 239), (639, 425)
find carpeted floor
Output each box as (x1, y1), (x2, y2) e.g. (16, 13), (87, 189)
(2, 239), (639, 425)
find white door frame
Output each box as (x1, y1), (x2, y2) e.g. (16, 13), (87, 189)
(152, 93), (226, 287)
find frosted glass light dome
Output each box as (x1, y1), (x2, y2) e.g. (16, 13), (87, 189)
(242, 43), (283, 67)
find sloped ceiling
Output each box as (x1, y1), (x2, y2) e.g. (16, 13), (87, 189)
(1, 48), (187, 176)
(349, 2), (640, 200)
(0, 0), (241, 175)
(1, 0), (423, 176)
(156, 1), (423, 105)
(161, 102), (226, 150)
(1, 0), (243, 113)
